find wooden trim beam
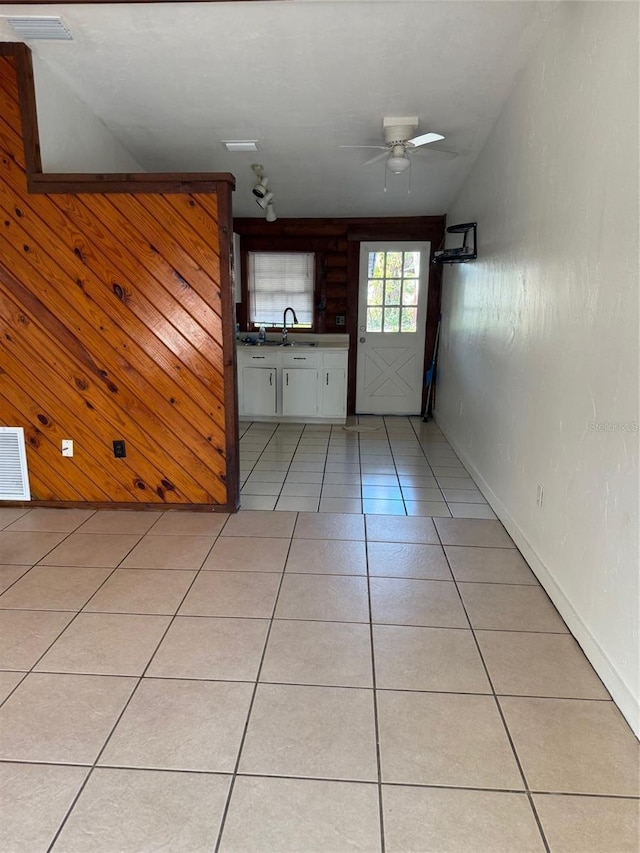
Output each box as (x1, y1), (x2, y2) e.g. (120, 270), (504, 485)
(30, 173), (235, 194)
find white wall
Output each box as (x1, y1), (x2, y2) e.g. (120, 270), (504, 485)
(436, 2), (639, 735)
(32, 56), (143, 173)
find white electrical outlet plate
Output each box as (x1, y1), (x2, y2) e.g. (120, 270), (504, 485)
(61, 439), (74, 457)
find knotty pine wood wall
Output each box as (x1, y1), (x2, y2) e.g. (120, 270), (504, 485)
(0, 46), (238, 509)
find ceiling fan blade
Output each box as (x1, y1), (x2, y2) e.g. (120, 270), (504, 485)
(362, 151), (391, 166)
(407, 132), (445, 148)
(339, 145), (388, 150)
(412, 145), (459, 160)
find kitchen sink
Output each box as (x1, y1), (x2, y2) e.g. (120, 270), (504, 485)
(241, 341), (318, 348)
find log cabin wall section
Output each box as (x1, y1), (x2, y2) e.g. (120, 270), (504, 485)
(0, 44), (239, 510)
(234, 216), (445, 414)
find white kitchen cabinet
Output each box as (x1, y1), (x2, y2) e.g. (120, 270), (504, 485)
(283, 367), (318, 416)
(240, 366), (277, 417)
(321, 368), (347, 418)
(320, 351), (348, 419)
(237, 345), (347, 423)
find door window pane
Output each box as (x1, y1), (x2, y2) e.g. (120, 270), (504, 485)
(368, 280), (383, 305)
(385, 252), (403, 277)
(403, 252), (420, 277)
(403, 279), (418, 305)
(401, 307), (418, 332)
(369, 252), (386, 278)
(384, 280), (401, 306)
(367, 307), (383, 332)
(383, 307), (400, 333)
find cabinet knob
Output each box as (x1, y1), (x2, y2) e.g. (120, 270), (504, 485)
(359, 336), (366, 343)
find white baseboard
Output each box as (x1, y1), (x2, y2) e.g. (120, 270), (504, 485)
(435, 413), (640, 739)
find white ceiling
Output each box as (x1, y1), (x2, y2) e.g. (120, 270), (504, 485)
(0, 1), (557, 218)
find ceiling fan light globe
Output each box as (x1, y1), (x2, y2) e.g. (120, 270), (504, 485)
(387, 155), (410, 174)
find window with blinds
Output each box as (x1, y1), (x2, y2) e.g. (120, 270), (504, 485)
(248, 252), (314, 328)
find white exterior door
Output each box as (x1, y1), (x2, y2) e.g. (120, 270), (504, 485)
(356, 242), (429, 414)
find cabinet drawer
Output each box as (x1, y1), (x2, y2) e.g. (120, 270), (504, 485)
(240, 352), (280, 367)
(282, 352), (320, 368)
(322, 351), (348, 368)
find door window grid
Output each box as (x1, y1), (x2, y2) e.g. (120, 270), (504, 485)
(366, 250), (420, 333)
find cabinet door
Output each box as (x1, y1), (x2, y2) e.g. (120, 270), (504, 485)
(241, 367), (277, 416)
(282, 368), (318, 417)
(321, 368), (347, 418)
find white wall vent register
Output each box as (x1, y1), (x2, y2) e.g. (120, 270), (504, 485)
(0, 427), (31, 501)
(5, 16), (73, 41)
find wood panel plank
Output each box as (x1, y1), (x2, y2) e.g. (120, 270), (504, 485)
(0, 153), (228, 435)
(0, 247), (227, 503)
(45, 192), (225, 363)
(0, 290), (193, 503)
(0, 387), (99, 503)
(0, 384), (116, 502)
(81, 193), (222, 311)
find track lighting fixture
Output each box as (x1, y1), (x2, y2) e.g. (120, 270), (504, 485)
(251, 163), (277, 223)
(252, 177), (269, 198)
(255, 191), (274, 210)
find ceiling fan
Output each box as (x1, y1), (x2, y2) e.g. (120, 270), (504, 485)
(341, 116), (457, 174)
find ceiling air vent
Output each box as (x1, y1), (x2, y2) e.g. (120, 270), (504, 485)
(0, 427), (31, 501)
(6, 16), (73, 41)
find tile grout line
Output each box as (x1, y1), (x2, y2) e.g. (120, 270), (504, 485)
(43, 523), (226, 853)
(2, 521), (154, 697)
(213, 516), (297, 853)
(0, 515), (169, 710)
(364, 523), (387, 853)
(436, 527), (553, 853)
(2, 756), (638, 801)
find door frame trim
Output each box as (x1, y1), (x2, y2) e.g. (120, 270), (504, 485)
(355, 241), (431, 415)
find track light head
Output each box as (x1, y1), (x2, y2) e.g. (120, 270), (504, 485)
(252, 177), (269, 198)
(256, 191), (274, 210)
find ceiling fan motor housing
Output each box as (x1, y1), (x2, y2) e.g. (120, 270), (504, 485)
(383, 116), (419, 146)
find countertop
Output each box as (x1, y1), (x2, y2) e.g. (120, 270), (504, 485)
(237, 333), (349, 350)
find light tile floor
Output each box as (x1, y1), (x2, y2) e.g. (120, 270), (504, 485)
(0, 423), (638, 851)
(239, 416), (497, 516)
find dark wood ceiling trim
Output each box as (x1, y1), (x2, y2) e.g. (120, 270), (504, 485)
(0, 43), (42, 174)
(234, 217), (445, 239)
(30, 173), (236, 194)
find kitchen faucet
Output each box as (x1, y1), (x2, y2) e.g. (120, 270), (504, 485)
(282, 306), (298, 343)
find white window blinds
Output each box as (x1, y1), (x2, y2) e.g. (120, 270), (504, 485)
(248, 252), (314, 327)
